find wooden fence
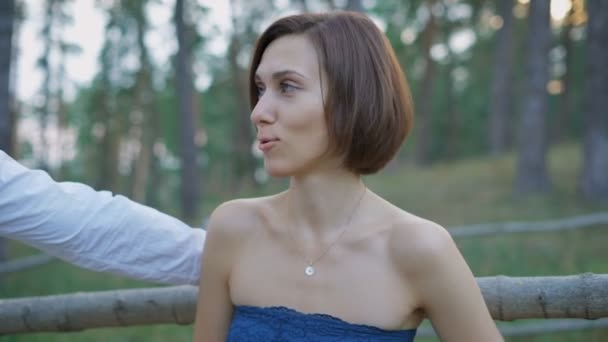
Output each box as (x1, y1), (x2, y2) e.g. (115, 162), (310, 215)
(1, 212), (607, 335)
(1, 274), (607, 334)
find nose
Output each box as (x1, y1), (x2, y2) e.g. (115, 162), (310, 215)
(250, 93), (276, 127)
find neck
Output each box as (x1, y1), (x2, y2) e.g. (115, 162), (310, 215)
(287, 168), (366, 238)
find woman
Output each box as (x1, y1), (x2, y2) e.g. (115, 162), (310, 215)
(194, 12), (502, 341)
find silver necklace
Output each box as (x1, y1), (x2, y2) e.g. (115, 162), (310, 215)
(287, 187), (367, 277)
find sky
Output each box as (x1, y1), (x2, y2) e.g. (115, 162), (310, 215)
(16, 0), (232, 103)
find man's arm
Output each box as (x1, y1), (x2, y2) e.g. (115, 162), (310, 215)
(0, 150), (205, 285)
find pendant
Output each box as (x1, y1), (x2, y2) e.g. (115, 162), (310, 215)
(305, 265), (315, 276)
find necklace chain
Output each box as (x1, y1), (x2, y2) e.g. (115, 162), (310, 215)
(287, 186), (367, 276)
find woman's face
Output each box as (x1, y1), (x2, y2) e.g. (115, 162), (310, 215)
(251, 34), (337, 177)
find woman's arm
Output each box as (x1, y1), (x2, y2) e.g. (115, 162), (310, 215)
(0, 150), (205, 285)
(193, 202), (244, 341)
(395, 221), (503, 341)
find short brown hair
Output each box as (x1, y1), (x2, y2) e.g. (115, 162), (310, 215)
(249, 12), (414, 174)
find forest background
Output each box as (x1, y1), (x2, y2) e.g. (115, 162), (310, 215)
(1, 0), (607, 341)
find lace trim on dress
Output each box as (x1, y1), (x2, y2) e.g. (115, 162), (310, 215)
(227, 305), (417, 341)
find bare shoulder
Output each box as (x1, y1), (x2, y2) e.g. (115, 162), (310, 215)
(379, 202), (502, 340)
(385, 210), (502, 340)
(387, 210), (457, 276)
(206, 195), (279, 245)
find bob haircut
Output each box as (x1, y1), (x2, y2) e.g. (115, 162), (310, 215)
(249, 11), (414, 175)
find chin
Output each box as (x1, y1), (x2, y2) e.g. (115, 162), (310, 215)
(264, 166), (292, 178)
(263, 160), (298, 178)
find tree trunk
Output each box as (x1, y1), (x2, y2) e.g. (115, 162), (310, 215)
(0, 0), (15, 277)
(96, 70), (120, 193)
(580, 0), (608, 200)
(442, 65), (459, 160)
(468, 0), (486, 22)
(56, 23), (68, 179)
(553, 7), (575, 143)
(228, 2), (256, 192)
(2, 274), (608, 333)
(345, 0), (364, 12)
(132, 3), (155, 203)
(0, 0), (14, 155)
(294, 0), (309, 12)
(38, 0), (56, 171)
(488, 0), (515, 155)
(93, 9), (122, 193)
(514, 0), (551, 194)
(324, 0), (337, 11)
(440, 10), (459, 161)
(415, 0), (438, 165)
(98, 93), (120, 192)
(174, 0), (200, 221)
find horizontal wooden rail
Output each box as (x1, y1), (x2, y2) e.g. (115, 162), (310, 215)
(416, 318), (608, 337)
(449, 212), (608, 238)
(1, 274), (607, 334)
(0, 254), (55, 275)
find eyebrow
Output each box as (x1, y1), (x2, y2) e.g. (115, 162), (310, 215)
(254, 69), (309, 82)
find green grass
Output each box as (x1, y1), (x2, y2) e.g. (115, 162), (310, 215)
(2, 142), (607, 341)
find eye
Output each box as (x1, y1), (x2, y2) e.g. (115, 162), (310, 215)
(279, 81), (298, 94)
(256, 83), (266, 97)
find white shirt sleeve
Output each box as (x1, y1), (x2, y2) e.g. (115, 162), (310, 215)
(0, 150), (205, 285)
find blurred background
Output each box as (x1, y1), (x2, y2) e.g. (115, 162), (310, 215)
(1, 0), (607, 341)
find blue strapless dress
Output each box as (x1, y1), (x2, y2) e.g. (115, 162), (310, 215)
(227, 305), (417, 341)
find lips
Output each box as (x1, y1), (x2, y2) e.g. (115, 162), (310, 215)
(258, 137), (280, 152)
